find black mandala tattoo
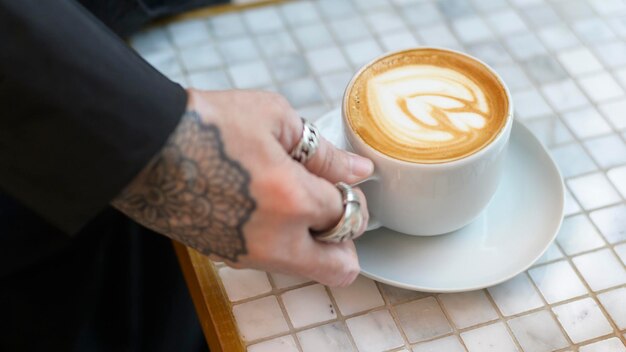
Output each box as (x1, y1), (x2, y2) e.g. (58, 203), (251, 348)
(113, 111), (256, 262)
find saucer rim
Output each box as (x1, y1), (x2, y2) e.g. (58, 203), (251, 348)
(317, 109), (565, 292)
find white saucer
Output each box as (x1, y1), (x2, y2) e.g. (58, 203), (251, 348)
(317, 109), (564, 292)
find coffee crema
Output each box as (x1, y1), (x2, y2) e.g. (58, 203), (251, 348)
(345, 48), (509, 163)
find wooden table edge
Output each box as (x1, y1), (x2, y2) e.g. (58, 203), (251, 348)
(173, 242), (245, 352)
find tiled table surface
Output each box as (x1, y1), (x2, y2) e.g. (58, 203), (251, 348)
(131, 0), (626, 351)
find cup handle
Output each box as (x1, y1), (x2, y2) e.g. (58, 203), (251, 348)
(353, 174), (382, 232)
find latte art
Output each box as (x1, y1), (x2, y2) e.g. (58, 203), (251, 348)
(346, 49), (509, 163)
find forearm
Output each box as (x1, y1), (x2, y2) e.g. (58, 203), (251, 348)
(111, 110), (256, 262)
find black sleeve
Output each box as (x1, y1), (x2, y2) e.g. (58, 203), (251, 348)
(0, 0), (187, 234)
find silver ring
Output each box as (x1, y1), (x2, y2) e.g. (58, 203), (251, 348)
(290, 118), (320, 164)
(312, 182), (363, 243)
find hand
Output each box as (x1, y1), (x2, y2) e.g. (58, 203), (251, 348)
(112, 89), (374, 287)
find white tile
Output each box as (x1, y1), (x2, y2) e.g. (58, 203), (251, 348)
(590, 0), (626, 15)
(293, 23), (334, 50)
(565, 188), (583, 216)
(270, 272), (310, 289)
(353, 0), (389, 11)
(233, 296), (289, 342)
(379, 30), (420, 52)
(243, 7), (284, 34)
(395, 297), (452, 343)
(580, 338), (626, 352)
(590, 135), (626, 170)
(510, 0), (541, 6)
(317, 0), (356, 19)
(298, 104), (331, 121)
(417, 24), (461, 48)
(179, 44), (222, 72)
(412, 335), (465, 352)
(617, 68), (626, 88)
(535, 243), (566, 266)
(268, 54), (309, 82)
(281, 284), (336, 328)
(538, 24), (580, 51)
(280, 1), (321, 26)
(541, 80), (590, 113)
(573, 18), (617, 44)
(439, 291), (498, 329)
(256, 32), (298, 58)
(218, 37), (260, 64)
(521, 4), (561, 28)
(557, 214), (605, 256)
(400, 2), (442, 27)
(467, 41), (512, 66)
(248, 335), (299, 352)
(616, 244), (626, 265)
(512, 89), (553, 120)
(568, 173), (621, 210)
(529, 260), (587, 304)
(219, 268), (271, 302)
(346, 310), (404, 352)
(452, 16), (494, 44)
(579, 72), (625, 103)
(461, 322), (518, 352)
(279, 78), (324, 108)
(552, 0), (595, 21)
(610, 166), (626, 198)
(573, 248), (626, 291)
(167, 19), (210, 48)
(344, 39), (383, 67)
(549, 143), (597, 178)
(208, 13), (246, 39)
(470, 0), (508, 12)
(598, 287), (626, 330)
(319, 70), (352, 102)
(229, 61), (272, 89)
(525, 117), (574, 147)
(186, 70), (232, 90)
(558, 48), (604, 77)
(562, 107), (612, 139)
(364, 10), (407, 35)
(130, 28), (174, 55)
(492, 63), (532, 90)
(378, 283), (430, 304)
(330, 275), (384, 316)
(297, 322), (354, 352)
(508, 310), (569, 352)
(488, 274), (544, 316)
(553, 297), (613, 343)
(591, 204), (626, 244)
(305, 47), (349, 75)
(523, 55), (568, 84)
(505, 33), (548, 60)
(587, 135), (626, 169)
(487, 9), (528, 36)
(609, 16), (626, 38)
(328, 16), (372, 44)
(594, 42), (626, 69)
(599, 99), (626, 130)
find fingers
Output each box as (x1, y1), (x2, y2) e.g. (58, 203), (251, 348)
(301, 239), (361, 287)
(306, 137), (374, 184)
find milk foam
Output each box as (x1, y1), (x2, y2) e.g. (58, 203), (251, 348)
(367, 65), (489, 148)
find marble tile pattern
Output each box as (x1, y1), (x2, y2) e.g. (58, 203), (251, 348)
(131, 0), (626, 350)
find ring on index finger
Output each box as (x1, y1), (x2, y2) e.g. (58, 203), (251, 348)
(290, 118), (320, 164)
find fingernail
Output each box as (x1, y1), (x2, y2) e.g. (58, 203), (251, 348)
(349, 153), (374, 177)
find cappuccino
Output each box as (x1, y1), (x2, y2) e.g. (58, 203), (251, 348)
(345, 48), (509, 163)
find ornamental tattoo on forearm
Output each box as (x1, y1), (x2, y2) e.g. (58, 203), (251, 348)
(112, 111), (256, 262)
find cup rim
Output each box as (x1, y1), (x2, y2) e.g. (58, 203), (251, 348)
(341, 46), (514, 168)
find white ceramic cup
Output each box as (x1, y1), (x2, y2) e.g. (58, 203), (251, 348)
(342, 48), (514, 236)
